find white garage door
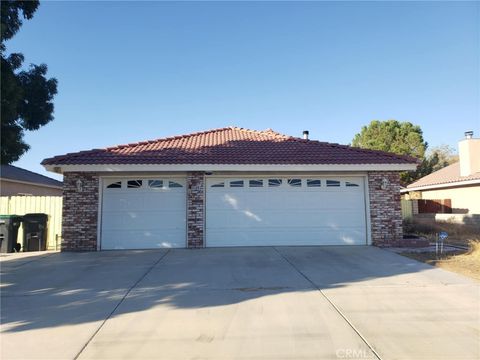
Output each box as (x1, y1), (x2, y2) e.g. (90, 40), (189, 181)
(206, 177), (367, 247)
(101, 178), (186, 249)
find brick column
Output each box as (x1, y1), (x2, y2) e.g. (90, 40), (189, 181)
(367, 171), (403, 247)
(62, 172), (99, 251)
(186, 172), (205, 248)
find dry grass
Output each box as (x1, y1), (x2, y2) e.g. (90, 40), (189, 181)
(401, 240), (480, 281)
(403, 219), (480, 247)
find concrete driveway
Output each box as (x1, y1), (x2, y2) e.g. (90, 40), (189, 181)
(1, 247), (478, 360)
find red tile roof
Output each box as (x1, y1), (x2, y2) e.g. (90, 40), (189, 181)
(406, 162), (480, 189)
(42, 126), (418, 166)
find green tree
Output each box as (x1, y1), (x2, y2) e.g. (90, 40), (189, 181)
(1, 0), (58, 164)
(352, 120), (427, 159)
(351, 120), (427, 185)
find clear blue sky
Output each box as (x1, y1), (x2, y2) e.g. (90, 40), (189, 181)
(6, 1), (480, 180)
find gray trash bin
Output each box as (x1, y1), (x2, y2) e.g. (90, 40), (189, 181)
(0, 215), (23, 253)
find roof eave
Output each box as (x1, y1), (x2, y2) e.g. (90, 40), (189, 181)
(0, 177), (63, 189)
(44, 163), (418, 174)
(402, 178), (480, 192)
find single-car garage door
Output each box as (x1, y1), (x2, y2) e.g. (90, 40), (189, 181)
(101, 178), (186, 249)
(206, 177), (367, 247)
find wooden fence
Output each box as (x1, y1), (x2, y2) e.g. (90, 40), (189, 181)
(0, 196), (62, 250)
(417, 199), (452, 214)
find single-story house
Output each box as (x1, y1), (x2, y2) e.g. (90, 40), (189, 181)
(41, 126), (417, 251)
(0, 164), (63, 196)
(402, 131), (480, 215)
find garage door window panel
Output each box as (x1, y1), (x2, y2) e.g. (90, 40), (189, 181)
(169, 181), (183, 188)
(268, 179), (282, 187)
(288, 179), (302, 187)
(307, 179), (321, 187)
(249, 179), (264, 187)
(346, 181), (360, 187)
(127, 180), (143, 188)
(230, 180), (244, 188)
(106, 181), (122, 189)
(326, 180), (341, 187)
(148, 180), (164, 189)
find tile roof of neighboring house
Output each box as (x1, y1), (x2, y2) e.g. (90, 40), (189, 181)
(1, 164), (63, 188)
(42, 126), (418, 166)
(406, 162), (480, 189)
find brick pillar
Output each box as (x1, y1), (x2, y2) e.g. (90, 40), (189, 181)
(368, 171), (403, 247)
(62, 172), (99, 251)
(186, 172), (205, 248)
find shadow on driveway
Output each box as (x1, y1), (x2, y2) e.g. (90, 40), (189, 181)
(0, 246), (451, 333)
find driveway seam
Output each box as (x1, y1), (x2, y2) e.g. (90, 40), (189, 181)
(73, 250), (171, 360)
(272, 247), (383, 360)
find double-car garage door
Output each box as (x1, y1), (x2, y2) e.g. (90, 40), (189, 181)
(101, 176), (368, 249)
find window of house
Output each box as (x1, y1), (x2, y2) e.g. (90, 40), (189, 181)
(346, 181), (360, 187)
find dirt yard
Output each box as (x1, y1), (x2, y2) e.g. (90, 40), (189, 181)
(403, 219), (480, 247)
(401, 241), (480, 281)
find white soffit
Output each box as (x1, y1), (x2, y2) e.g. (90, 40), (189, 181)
(45, 163), (417, 173)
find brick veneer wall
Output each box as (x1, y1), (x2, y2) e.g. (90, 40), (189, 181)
(62, 172), (99, 251)
(368, 171), (403, 247)
(186, 172), (205, 248)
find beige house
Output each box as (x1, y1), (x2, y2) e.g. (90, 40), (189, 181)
(0, 165), (63, 196)
(402, 131), (480, 215)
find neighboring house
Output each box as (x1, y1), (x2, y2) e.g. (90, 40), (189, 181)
(41, 126), (417, 251)
(402, 131), (480, 215)
(0, 164), (63, 196)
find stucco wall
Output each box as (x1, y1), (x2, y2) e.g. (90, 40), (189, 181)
(420, 185), (480, 214)
(0, 180), (62, 196)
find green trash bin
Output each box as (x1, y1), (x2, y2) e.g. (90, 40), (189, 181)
(22, 213), (48, 252)
(0, 215), (23, 253)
